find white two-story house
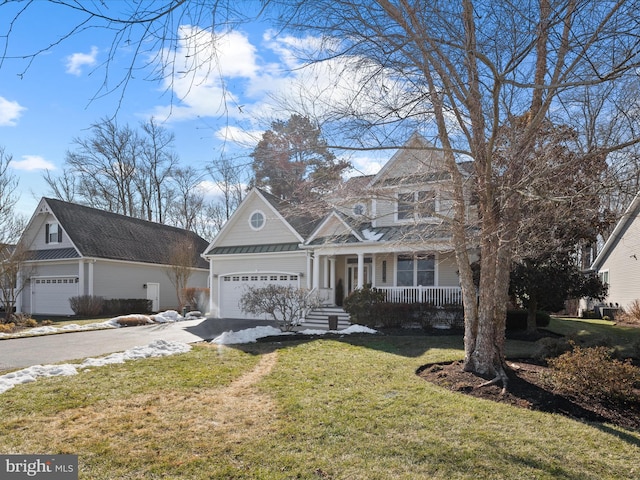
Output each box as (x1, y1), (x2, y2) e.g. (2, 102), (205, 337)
(203, 133), (476, 322)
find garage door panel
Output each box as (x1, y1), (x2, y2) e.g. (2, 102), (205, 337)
(32, 277), (79, 315)
(220, 273), (299, 319)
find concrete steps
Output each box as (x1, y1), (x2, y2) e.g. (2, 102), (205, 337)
(301, 306), (351, 331)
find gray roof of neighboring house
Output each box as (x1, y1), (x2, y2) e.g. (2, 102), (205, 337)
(43, 198), (209, 268)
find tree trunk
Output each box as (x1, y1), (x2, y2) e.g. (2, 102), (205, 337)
(526, 298), (538, 333)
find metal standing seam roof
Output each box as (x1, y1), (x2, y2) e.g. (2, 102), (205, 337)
(208, 243), (302, 255)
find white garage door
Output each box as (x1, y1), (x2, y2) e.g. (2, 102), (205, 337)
(219, 273), (300, 319)
(32, 276), (79, 316)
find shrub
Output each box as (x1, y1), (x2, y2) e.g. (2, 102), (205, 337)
(506, 310), (551, 331)
(115, 315), (153, 326)
(182, 287), (210, 312)
(532, 337), (572, 362)
(546, 343), (640, 404)
(239, 285), (320, 332)
(102, 298), (153, 316)
(342, 287), (387, 327)
(69, 295), (104, 316)
(10, 313), (38, 328)
(0, 322), (15, 333)
(420, 305), (464, 329)
(617, 299), (640, 326)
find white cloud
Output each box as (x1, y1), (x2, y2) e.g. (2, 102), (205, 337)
(151, 27), (258, 121)
(214, 126), (262, 147)
(65, 46), (98, 76)
(0, 96), (26, 126)
(10, 155), (56, 171)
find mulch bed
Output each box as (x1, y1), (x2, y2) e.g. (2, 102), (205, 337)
(417, 359), (640, 431)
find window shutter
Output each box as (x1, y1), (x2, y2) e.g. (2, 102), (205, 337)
(58, 227), (62, 243)
(45, 224), (50, 244)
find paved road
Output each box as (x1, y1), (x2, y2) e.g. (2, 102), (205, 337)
(0, 318), (277, 371)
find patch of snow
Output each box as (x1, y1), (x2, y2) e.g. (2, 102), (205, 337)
(212, 324), (378, 344)
(361, 228), (384, 241)
(152, 310), (184, 323)
(0, 340), (191, 395)
(212, 326), (290, 345)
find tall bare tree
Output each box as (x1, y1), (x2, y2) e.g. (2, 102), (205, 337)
(0, 147), (28, 320)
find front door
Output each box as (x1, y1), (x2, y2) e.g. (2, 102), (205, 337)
(146, 282), (160, 312)
(347, 265), (371, 294)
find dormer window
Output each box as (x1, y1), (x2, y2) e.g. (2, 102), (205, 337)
(46, 223), (62, 244)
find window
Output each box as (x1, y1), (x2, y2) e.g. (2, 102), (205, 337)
(396, 191), (437, 221)
(353, 203), (366, 216)
(249, 210), (265, 230)
(382, 260), (387, 283)
(397, 193), (414, 220)
(397, 254), (435, 286)
(45, 223), (62, 243)
(599, 270), (609, 287)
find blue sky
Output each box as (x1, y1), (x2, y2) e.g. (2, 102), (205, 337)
(0, 3), (387, 218)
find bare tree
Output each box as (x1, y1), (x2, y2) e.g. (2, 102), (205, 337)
(274, 1), (640, 386)
(138, 118), (179, 223)
(206, 155), (245, 222)
(0, 147), (28, 320)
(239, 285), (321, 332)
(165, 236), (198, 310)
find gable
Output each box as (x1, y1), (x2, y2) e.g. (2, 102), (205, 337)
(307, 213), (362, 245)
(206, 189), (304, 251)
(370, 133), (449, 188)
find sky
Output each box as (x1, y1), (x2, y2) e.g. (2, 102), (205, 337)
(0, 2), (388, 218)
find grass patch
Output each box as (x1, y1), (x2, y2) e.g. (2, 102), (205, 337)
(547, 317), (640, 357)
(0, 335), (638, 479)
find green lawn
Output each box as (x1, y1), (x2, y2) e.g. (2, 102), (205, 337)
(1, 329), (639, 479)
(546, 316), (640, 356)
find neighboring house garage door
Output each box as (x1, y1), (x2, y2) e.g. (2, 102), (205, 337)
(219, 273), (300, 319)
(31, 276), (79, 316)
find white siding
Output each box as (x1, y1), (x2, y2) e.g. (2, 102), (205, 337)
(214, 193), (300, 247)
(598, 214), (640, 309)
(29, 213), (75, 250)
(437, 252), (460, 286)
(92, 261), (208, 311)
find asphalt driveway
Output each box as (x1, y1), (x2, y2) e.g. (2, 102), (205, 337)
(0, 318), (277, 371)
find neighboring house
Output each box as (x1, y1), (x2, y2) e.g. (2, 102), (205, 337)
(203, 133), (476, 321)
(589, 192), (640, 314)
(14, 198), (209, 316)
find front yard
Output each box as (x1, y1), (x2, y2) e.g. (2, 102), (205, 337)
(0, 325), (638, 479)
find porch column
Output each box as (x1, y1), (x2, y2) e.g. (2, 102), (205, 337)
(306, 253), (312, 289)
(78, 260), (85, 296)
(208, 258), (215, 316)
(15, 270), (22, 313)
(371, 253), (376, 288)
(88, 260), (94, 296)
(329, 257), (336, 289)
(322, 256), (329, 289)
(357, 252), (364, 289)
(313, 254), (321, 290)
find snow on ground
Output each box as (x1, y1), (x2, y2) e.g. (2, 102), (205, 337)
(211, 324), (378, 345)
(0, 340), (192, 395)
(0, 310), (203, 339)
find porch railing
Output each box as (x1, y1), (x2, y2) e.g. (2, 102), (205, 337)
(376, 286), (462, 306)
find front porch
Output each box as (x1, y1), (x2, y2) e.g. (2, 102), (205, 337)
(307, 251), (463, 307)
